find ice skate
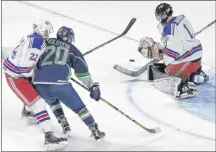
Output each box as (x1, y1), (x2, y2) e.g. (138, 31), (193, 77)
(44, 131), (68, 151)
(200, 70), (209, 82)
(21, 105), (36, 124)
(58, 115), (71, 134)
(175, 82), (197, 99)
(190, 67), (210, 85)
(89, 123), (105, 140)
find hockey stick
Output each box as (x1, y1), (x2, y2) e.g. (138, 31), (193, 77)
(83, 18), (136, 56)
(195, 19), (216, 36)
(113, 18), (216, 77)
(70, 77), (161, 134)
(113, 58), (161, 77)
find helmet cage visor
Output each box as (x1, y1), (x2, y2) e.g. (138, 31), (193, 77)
(62, 32), (75, 43)
(68, 33), (75, 43)
(155, 11), (168, 23)
(43, 26), (54, 39)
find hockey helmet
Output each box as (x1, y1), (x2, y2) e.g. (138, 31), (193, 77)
(57, 26), (75, 44)
(155, 3), (173, 24)
(33, 19), (54, 39)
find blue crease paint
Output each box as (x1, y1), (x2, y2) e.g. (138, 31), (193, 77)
(126, 81), (215, 142)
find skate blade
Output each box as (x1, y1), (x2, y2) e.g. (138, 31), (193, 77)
(97, 137), (105, 142)
(179, 92), (197, 99)
(154, 127), (161, 133)
(63, 132), (71, 138)
(93, 133), (105, 142)
(63, 128), (71, 134)
(175, 91), (198, 99)
(176, 95), (196, 100)
(92, 137), (105, 143)
(45, 141), (68, 151)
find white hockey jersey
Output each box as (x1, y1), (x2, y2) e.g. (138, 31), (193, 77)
(159, 15), (202, 65)
(3, 33), (46, 78)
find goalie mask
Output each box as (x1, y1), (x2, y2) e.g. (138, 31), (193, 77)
(33, 19), (54, 39)
(155, 3), (173, 24)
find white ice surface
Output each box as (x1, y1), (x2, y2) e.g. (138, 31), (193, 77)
(1, 1), (215, 151)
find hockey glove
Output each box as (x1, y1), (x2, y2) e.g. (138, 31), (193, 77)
(138, 37), (163, 60)
(89, 82), (101, 101)
(138, 37), (155, 59)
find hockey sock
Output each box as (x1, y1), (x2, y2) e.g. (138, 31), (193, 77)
(76, 107), (96, 127)
(28, 98), (52, 133)
(34, 110), (52, 132)
(49, 100), (65, 119)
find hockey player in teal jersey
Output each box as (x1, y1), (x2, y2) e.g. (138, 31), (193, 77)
(33, 26), (105, 140)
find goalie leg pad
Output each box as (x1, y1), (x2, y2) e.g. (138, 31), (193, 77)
(154, 76), (182, 98)
(147, 63), (166, 80)
(151, 66), (182, 98)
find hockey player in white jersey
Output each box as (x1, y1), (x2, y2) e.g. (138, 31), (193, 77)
(3, 20), (68, 151)
(137, 3), (209, 99)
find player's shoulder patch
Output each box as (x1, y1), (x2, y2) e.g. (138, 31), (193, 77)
(28, 33), (45, 50)
(28, 33), (43, 41)
(163, 22), (175, 36)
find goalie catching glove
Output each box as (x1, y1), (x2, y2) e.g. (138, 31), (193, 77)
(138, 37), (163, 59)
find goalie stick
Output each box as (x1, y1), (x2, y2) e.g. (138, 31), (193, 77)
(113, 58), (161, 77)
(83, 18), (136, 56)
(113, 18), (216, 77)
(70, 77), (161, 134)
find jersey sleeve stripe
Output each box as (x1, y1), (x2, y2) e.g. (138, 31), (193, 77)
(4, 58), (33, 74)
(7, 58), (32, 72)
(176, 45), (202, 60)
(163, 47), (180, 59)
(3, 63), (21, 74)
(4, 59), (20, 73)
(19, 66), (33, 70)
(183, 24), (193, 38)
(75, 72), (90, 77)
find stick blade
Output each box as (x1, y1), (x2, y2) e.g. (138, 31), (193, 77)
(154, 127), (162, 133)
(113, 64), (133, 76)
(147, 127), (161, 133)
(122, 18), (136, 35)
